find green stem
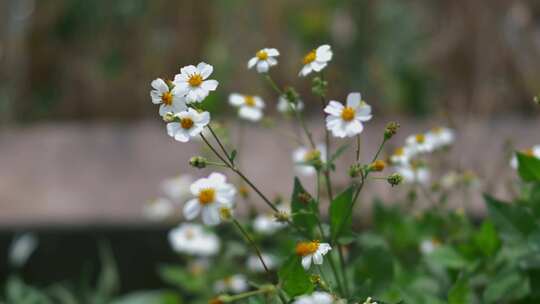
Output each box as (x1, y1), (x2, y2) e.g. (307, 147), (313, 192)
(337, 245), (350, 297)
(207, 124), (234, 166)
(232, 219), (270, 274)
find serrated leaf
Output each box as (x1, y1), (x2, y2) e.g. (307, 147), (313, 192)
(291, 178), (318, 238)
(517, 152), (540, 182)
(278, 255), (313, 297)
(329, 187), (354, 241)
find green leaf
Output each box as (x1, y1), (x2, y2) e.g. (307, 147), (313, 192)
(427, 246), (467, 269)
(230, 150), (237, 162)
(110, 290), (181, 304)
(278, 255), (313, 297)
(483, 271), (529, 303)
(329, 187), (354, 241)
(6, 276), (53, 304)
(517, 152), (540, 182)
(291, 178), (319, 237)
(158, 265), (206, 293)
(485, 195), (538, 237)
(353, 246), (394, 293)
(473, 220), (501, 257)
(448, 277), (471, 304)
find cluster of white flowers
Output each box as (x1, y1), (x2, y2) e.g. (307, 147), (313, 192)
(510, 145), (540, 169)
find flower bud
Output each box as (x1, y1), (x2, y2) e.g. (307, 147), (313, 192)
(189, 156), (207, 169)
(166, 79), (175, 90)
(349, 163), (363, 178)
(284, 86), (300, 104)
(162, 112), (176, 123)
(219, 207), (233, 221)
(238, 186), (249, 198)
(384, 122), (400, 140)
(274, 211), (290, 223)
(387, 173), (403, 187)
(311, 76), (328, 97)
(369, 160), (386, 172)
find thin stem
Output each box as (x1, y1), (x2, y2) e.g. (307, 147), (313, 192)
(207, 124), (234, 166)
(356, 135), (361, 162)
(223, 286), (276, 302)
(337, 246), (350, 297)
(232, 218), (270, 274)
(326, 251), (345, 295)
(200, 133), (232, 167)
(316, 265), (333, 293)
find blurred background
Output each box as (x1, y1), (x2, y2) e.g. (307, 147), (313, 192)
(0, 0), (540, 291)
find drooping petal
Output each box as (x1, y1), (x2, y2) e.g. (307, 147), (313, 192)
(299, 65), (312, 77)
(183, 199), (201, 220)
(313, 252), (323, 265)
(310, 61), (327, 72)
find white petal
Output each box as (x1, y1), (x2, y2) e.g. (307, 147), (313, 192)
(316, 44), (333, 62)
(346, 92), (362, 108)
(324, 101), (344, 116)
(313, 252), (323, 265)
(202, 206), (221, 226)
(247, 57), (258, 69)
(345, 120), (364, 137)
(197, 62), (213, 79)
(196, 111), (211, 126)
(166, 123), (180, 137)
(201, 79), (218, 91)
(150, 91), (162, 104)
(229, 93), (245, 106)
(239, 107), (263, 121)
(301, 255), (312, 270)
(183, 199), (201, 220)
(180, 65), (197, 76)
(208, 172), (227, 184)
(311, 61), (327, 72)
(174, 129), (191, 142)
(254, 96), (265, 108)
(266, 57), (277, 66)
(265, 48), (279, 56)
(256, 61), (269, 73)
(318, 243), (332, 255)
(151, 78), (169, 93)
(299, 65), (312, 77)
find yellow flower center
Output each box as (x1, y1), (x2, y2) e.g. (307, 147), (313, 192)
(198, 188), (215, 205)
(161, 91), (173, 106)
(432, 127), (443, 134)
(394, 147), (405, 156)
(415, 134), (425, 143)
(256, 50), (268, 60)
(244, 95), (256, 107)
(303, 50), (316, 64)
(295, 241), (320, 256)
(524, 148), (534, 156)
(188, 73), (203, 87)
(304, 149), (321, 162)
(185, 228), (195, 239)
(341, 107), (356, 121)
(180, 117), (194, 129)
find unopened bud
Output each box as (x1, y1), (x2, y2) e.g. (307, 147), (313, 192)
(189, 156), (207, 169)
(219, 207), (233, 221)
(163, 112), (176, 123)
(238, 186), (249, 198)
(349, 163), (363, 178)
(384, 122), (400, 140)
(369, 160), (386, 172)
(387, 173), (403, 186)
(311, 76), (328, 97)
(274, 211), (290, 223)
(166, 79), (175, 90)
(284, 86), (300, 104)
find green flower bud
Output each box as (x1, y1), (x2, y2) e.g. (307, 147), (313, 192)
(189, 156), (207, 169)
(162, 112), (176, 123)
(349, 163), (363, 178)
(384, 122), (400, 140)
(387, 173), (403, 187)
(311, 76), (328, 97)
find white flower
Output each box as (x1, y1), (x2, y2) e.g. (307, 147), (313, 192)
(214, 274), (249, 294)
(9, 233), (38, 268)
(246, 253), (277, 272)
(294, 291), (335, 304)
(150, 78), (187, 116)
(510, 145), (540, 169)
(248, 48), (280, 73)
(420, 238), (441, 255)
(229, 93), (265, 122)
(299, 44), (333, 77)
(183, 173), (236, 226)
(277, 95), (304, 113)
(397, 164), (430, 184)
(426, 127), (455, 150)
(405, 133), (434, 154)
(173, 62), (219, 103)
(389, 146), (413, 166)
(293, 144), (327, 176)
(166, 108), (210, 142)
(168, 223), (220, 256)
(440, 171), (460, 189)
(161, 174), (193, 201)
(324, 92), (372, 138)
(143, 197), (175, 221)
(253, 213), (287, 235)
(295, 241), (332, 270)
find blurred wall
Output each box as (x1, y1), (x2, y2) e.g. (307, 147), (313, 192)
(1, 0), (540, 123)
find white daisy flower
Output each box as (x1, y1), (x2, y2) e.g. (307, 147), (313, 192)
(246, 253), (277, 272)
(420, 238), (441, 255)
(292, 144), (327, 176)
(293, 291), (335, 304)
(405, 133), (434, 154)
(143, 197), (175, 221)
(229, 93), (265, 122)
(253, 213), (287, 235)
(510, 145), (540, 169)
(166, 108), (210, 142)
(396, 164), (430, 184)
(248, 48), (280, 73)
(277, 95), (304, 113)
(426, 127), (455, 150)
(389, 146), (413, 166)
(168, 223), (220, 256)
(213, 274), (249, 294)
(150, 78), (187, 116)
(295, 241), (332, 270)
(324, 92), (372, 138)
(161, 174), (193, 201)
(173, 62), (219, 103)
(299, 44), (333, 77)
(183, 173), (236, 226)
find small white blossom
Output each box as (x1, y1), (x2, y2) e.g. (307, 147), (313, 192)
(389, 146), (413, 166)
(420, 238), (441, 255)
(168, 223), (220, 256)
(248, 48), (280, 73)
(277, 95), (304, 113)
(405, 133), (434, 154)
(9, 233), (38, 268)
(397, 164), (430, 184)
(510, 145), (540, 169)
(324, 92), (372, 138)
(426, 127), (455, 150)
(294, 291), (334, 304)
(173, 62), (218, 103)
(166, 108), (210, 142)
(143, 197), (175, 221)
(229, 93), (265, 122)
(150, 78), (186, 116)
(253, 204), (289, 234)
(296, 241), (332, 270)
(299, 45), (333, 77)
(183, 173), (236, 226)
(246, 253), (277, 272)
(293, 144), (327, 176)
(161, 174), (193, 201)
(214, 274), (249, 294)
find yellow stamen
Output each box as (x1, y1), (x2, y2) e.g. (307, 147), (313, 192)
(304, 149), (321, 162)
(244, 95), (256, 107)
(394, 147), (405, 156)
(198, 188), (215, 205)
(161, 92), (173, 106)
(188, 74), (203, 87)
(341, 107), (356, 121)
(180, 117), (194, 129)
(524, 148), (534, 156)
(295, 241), (320, 256)
(415, 134), (425, 143)
(302, 50), (316, 65)
(256, 50), (268, 60)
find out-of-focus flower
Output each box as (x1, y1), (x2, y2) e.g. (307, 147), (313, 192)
(293, 144), (327, 176)
(229, 93), (265, 122)
(248, 48), (279, 73)
(166, 108), (210, 142)
(183, 173), (236, 226)
(9, 233), (38, 268)
(426, 127), (455, 150)
(161, 175), (193, 201)
(299, 45), (333, 77)
(440, 171), (460, 190)
(389, 146), (413, 166)
(295, 241), (332, 270)
(246, 253), (277, 272)
(397, 163), (430, 185)
(168, 223), (220, 256)
(143, 197), (175, 221)
(253, 205), (289, 234)
(150, 78), (186, 116)
(405, 133), (434, 154)
(293, 291), (334, 304)
(173, 62), (218, 103)
(324, 92), (372, 138)
(362, 297), (378, 304)
(277, 95), (304, 113)
(188, 258), (210, 275)
(420, 238), (441, 255)
(510, 145), (540, 169)
(213, 274), (249, 294)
